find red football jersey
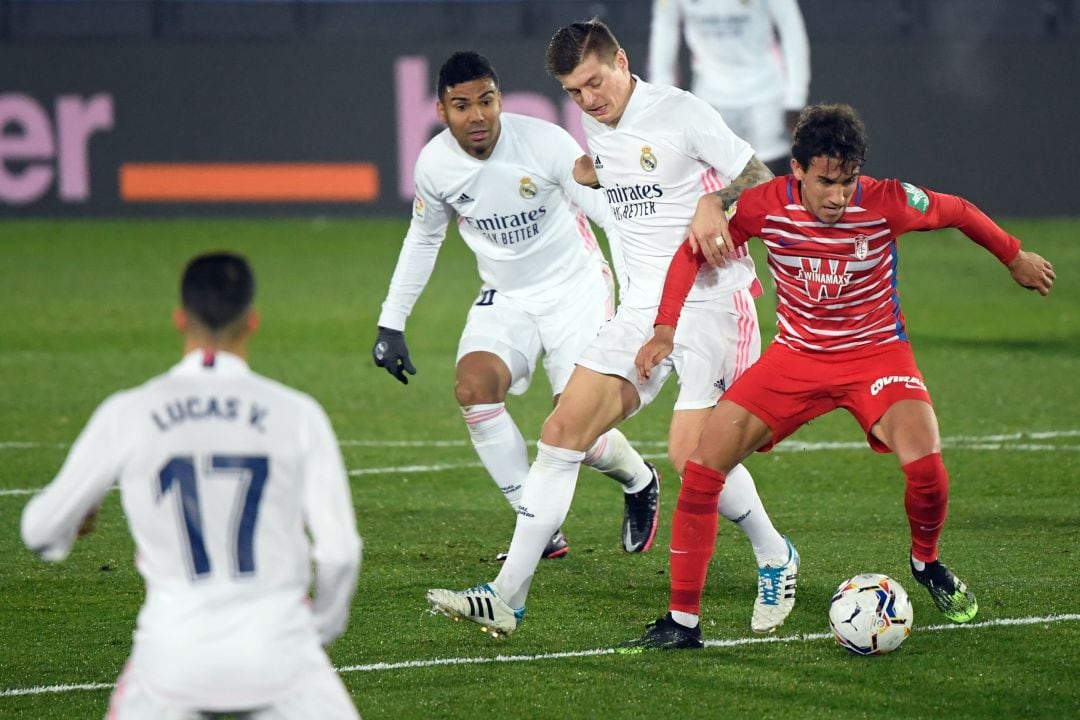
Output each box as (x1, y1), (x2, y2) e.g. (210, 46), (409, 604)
(657, 176), (1021, 351)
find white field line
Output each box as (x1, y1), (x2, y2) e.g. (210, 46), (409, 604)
(2, 613), (1077, 699)
(1, 430), (1076, 494)
(3, 429), (1078, 453)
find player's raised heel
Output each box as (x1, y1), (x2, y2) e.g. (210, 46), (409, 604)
(622, 463), (661, 553)
(752, 536), (800, 633)
(910, 557), (978, 623)
(426, 583), (524, 637)
(496, 528), (568, 562)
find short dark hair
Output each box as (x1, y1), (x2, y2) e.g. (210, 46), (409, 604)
(437, 50), (499, 100)
(791, 104), (868, 172)
(545, 19), (621, 78)
(180, 252), (255, 331)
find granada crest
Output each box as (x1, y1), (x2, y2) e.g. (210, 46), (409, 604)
(519, 176), (538, 199)
(854, 234), (869, 260)
(640, 146), (658, 172)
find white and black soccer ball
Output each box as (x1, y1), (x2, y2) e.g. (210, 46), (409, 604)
(828, 573), (913, 655)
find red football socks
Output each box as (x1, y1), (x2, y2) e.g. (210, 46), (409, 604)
(669, 461), (727, 615)
(903, 452), (949, 563)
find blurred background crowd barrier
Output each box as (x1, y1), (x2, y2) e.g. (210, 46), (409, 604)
(1, 0), (1077, 217)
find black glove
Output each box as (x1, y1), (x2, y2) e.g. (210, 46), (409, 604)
(372, 326), (416, 385)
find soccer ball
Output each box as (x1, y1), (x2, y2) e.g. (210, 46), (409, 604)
(828, 573), (913, 655)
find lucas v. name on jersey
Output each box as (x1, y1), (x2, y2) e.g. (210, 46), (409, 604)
(150, 395), (270, 434)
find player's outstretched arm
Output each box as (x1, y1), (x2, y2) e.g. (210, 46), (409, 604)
(372, 326), (417, 384)
(1007, 250), (1055, 296)
(904, 186), (1056, 298)
(635, 325), (675, 383)
(692, 155), (772, 266)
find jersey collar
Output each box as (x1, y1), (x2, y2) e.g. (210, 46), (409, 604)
(173, 349), (250, 376)
(614, 75), (648, 128)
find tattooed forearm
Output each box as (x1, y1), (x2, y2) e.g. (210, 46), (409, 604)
(715, 155), (774, 211)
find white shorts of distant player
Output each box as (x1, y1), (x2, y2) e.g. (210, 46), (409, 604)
(578, 285), (760, 414)
(713, 95), (788, 164)
(456, 263), (615, 398)
(106, 652), (360, 720)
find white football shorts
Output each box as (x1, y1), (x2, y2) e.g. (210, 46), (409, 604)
(106, 651), (360, 720)
(456, 264), (615, 396)
(713, 95), (788, 164)
(577, 285), (760, 413)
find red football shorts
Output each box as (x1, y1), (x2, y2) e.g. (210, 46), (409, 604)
(723, 340), (933, 454)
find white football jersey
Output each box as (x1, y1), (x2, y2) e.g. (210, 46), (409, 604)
(21, 350), (361, 709)
(648, 0), (810, 109)
(378, 112), (619, 329)
(583, 78), (757, 309)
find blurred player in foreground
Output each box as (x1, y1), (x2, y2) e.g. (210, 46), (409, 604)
(427, 21), (799, 638)
(624, 103), (1056, 649)
(648, 0), (810, 176)
(373, 50), (659, 561)
(22, 252), (363, 718)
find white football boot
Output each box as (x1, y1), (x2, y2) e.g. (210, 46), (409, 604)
(426, 583), (524, 637)
(751, 536), (800, 633)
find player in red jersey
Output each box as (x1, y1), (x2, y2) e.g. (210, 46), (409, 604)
(624, 103), (1056, 649)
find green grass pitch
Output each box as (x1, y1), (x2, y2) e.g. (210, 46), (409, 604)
(0, 217), (1077, 719)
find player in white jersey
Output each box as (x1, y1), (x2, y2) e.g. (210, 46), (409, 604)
(427, 21), (799, 638)
(648, 0), (810, 176)
(372, 51), (660, 561)
(21, 253), (362, 719)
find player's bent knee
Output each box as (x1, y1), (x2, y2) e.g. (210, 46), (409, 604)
(686, 452), (723, 473)
(454, 383), (502, 407)
(539, 409), (592, 451)
(455, 353), (511, 406)
(454, 372), (507, 406)
(668, 454), (687, 477)
(686, 443), (745, 475)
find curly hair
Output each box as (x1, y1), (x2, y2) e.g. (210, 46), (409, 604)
(791, 104), (868, 172)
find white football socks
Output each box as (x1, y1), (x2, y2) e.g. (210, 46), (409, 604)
(671, 610), (700, 628)
(494, 441), (584, 609)
(583, 427), (653, 494)
(717, 463), (788, 565)
(462, 403), (529, 508)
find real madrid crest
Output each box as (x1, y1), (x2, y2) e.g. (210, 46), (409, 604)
(413, 195), (426, 218)
(640, 146), (658, 172)
(853, 234), (869, 260)
(519, 176), (538, 199)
